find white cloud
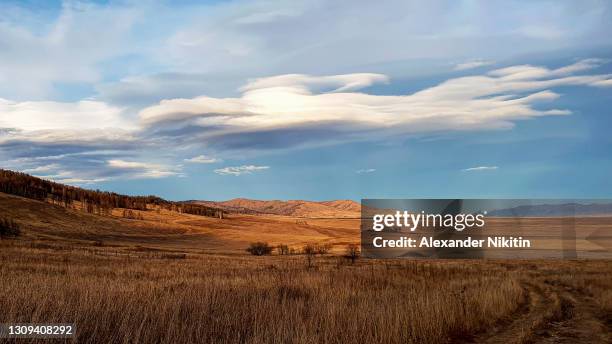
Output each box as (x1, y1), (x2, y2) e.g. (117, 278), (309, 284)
(454, 59), (495, 71)
(26, 168), (110, 185)
(139, 60), (612, 144)
(552, 58), (608, 75)
(240, 73), (388, 93)
(356, 168), (376, 174)
(591, 79), (612, 87)
(159, 0), (612, 82)
(462, 166), (498, 172)
(107, 159), (181, 179)
(3, 151), (115, 185)
(0, 1), (610, 187)
(488, 59), (609, 80)
(0, 98), (130, 131)
(0, 2), (141, 99)
(22, 163), (61, 174)
(214, 165), (269, 176)
(4, 153), (181, 186)
(0, 128), (136, 147)
(36, 173), (110, 185)
(2, 58), (612, 183)
(95, 73), (243, 108)
(107, 160), (153, 169)
(0, 98), (136, 147)
(9, 150), (123, 163)
(2, 0), (612, 102)
(184, 155), (219, 163)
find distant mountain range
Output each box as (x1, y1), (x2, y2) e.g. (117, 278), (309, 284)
(192, 200), (612, 218)
(190, 198), (360, 218)
(487, 203), (612, 217)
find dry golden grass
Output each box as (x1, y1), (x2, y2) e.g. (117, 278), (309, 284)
(0, 192), (359, 253)
(1, 241), (611, 344)
(1, 192), (611, 343)
(0, 242), (520, 344)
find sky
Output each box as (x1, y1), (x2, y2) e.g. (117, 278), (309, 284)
(1, 0), (612, 201)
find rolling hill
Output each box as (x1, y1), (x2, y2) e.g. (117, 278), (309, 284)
(0, 168), (361, 253)
(192, 198), (360, 218)
(0, 191), (359, 252)
(488, 202), (612, 217)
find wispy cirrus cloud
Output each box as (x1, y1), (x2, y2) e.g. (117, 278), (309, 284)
(3, 0), (611, 102)
(462, 166), (499, 172)
(184, 155), (220, 164)
(214, 165), (269, 176)
(33, 171), (111, 185)
(3, 153), (183, 185)
(21, 163), (61, 174)
(0, 1), (142, 100)
(591, 79), (612, 87)
(107, 159), (182, 179)
(17, 163), (111, 185)
(454, 59), (495, 71)
(356, 168), (376, 174)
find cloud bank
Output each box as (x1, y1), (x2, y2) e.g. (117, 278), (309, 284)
(138, 59), (612, 150)
(1, 60), (611, 183)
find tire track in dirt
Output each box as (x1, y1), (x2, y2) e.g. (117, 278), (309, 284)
(533, 280), (611, 344)
(466, 281), (553, 344)
(466, 277), (611, 344)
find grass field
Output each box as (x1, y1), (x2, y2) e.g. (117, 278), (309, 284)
(1, 242), (611, 343)
(1, 192), (611, 343)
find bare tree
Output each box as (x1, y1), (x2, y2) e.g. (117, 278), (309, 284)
(0, 169), (222, 218)
(345, 244), (360, 264)
(277, 244), (290, 255)
(315, 243), (332, 254)
(303, 243), (317, 268)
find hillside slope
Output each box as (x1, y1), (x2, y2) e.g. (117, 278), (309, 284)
(193, 198), (360, 218)
(0, 192), (359, 252)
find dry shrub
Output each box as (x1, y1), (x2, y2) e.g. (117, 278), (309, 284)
(345, 244), (360, 264)
(122, 209), (144, 220)
(0, 217), (20, 238)
(161, 253), (187, 260)
(303, 243), (317, 268)
(247, 242), (273, 256)
(315, 243), (332, 254)
(302, 243), (317, 255)
(277, 244), (290, 255)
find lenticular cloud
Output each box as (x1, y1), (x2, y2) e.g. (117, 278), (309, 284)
(139, 59), (612, 142)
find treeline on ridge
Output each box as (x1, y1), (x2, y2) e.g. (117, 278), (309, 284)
(0, 169), (222, 218)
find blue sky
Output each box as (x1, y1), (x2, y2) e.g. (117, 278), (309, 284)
(1, 0), (612, 201)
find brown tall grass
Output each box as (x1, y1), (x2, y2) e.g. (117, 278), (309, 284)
(1, 241), (610, 343)
(2, 189), (611, 342)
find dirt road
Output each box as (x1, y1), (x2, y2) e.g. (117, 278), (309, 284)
(468, 270), (611, 344)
